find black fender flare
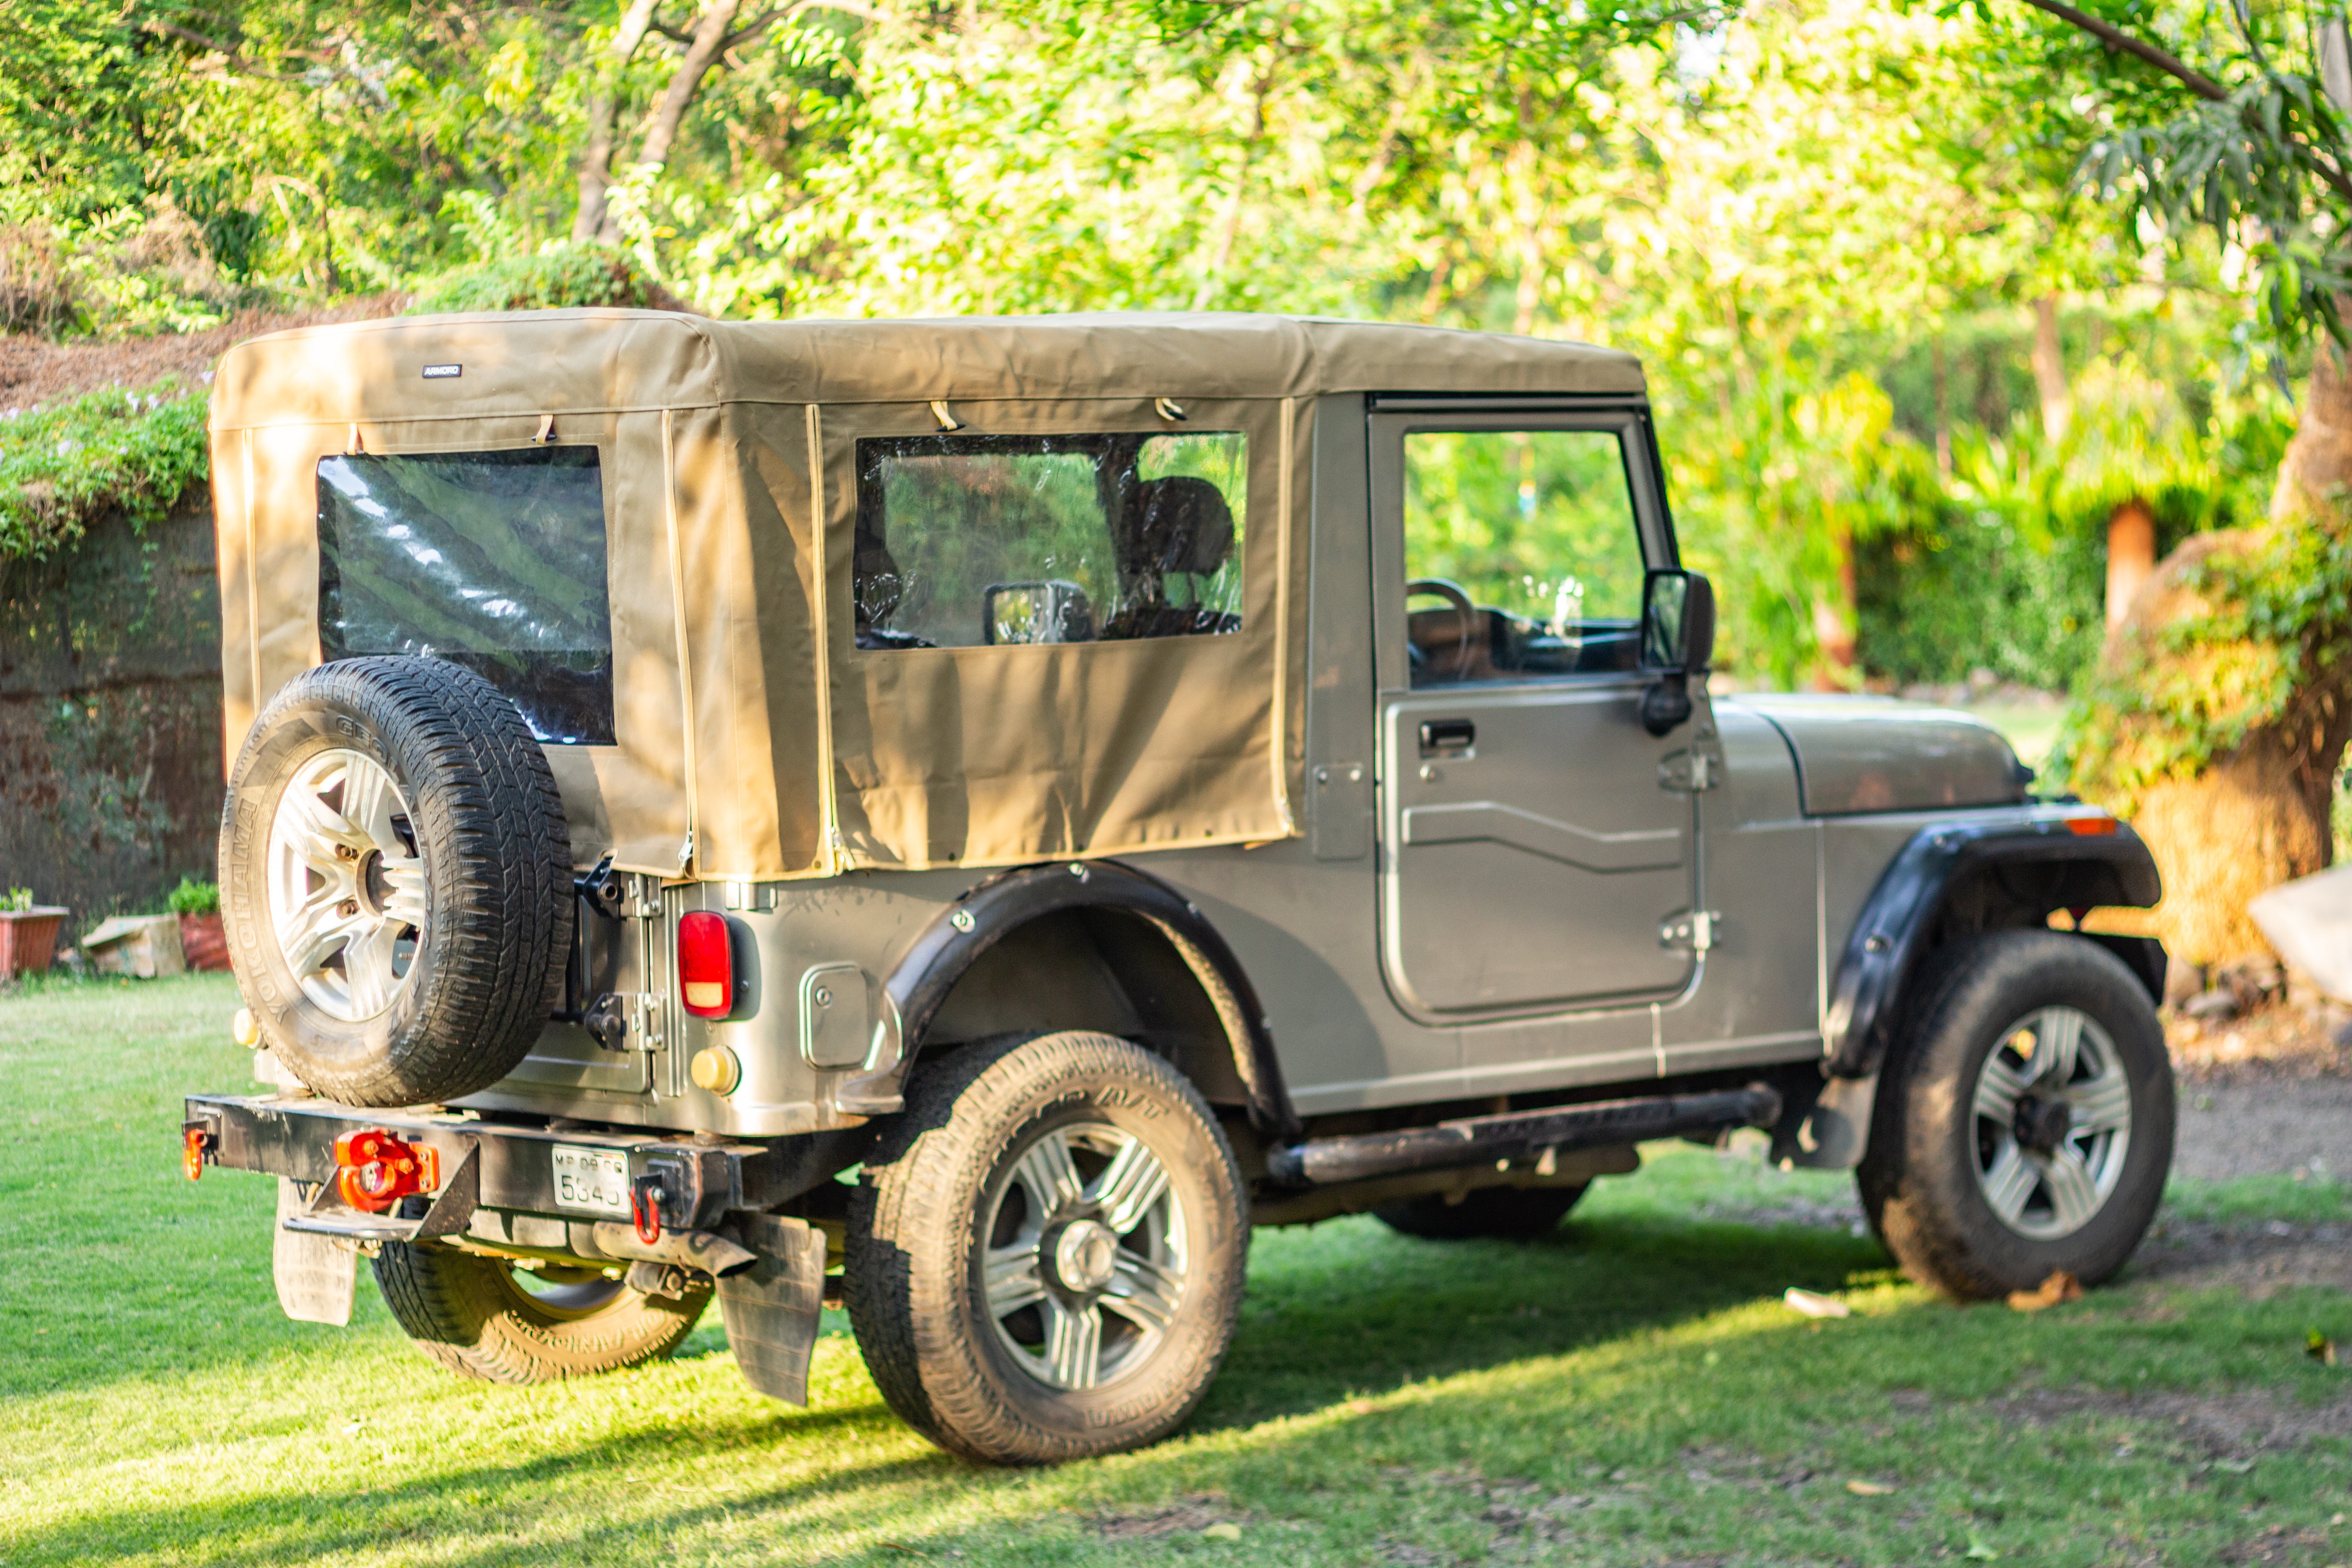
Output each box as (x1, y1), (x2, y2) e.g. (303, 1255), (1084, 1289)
(1823, 816), (2164, 1079)
(833, 859), (1301, 1140)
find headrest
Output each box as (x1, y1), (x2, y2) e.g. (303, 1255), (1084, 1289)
(1127, 476), (1235, 578)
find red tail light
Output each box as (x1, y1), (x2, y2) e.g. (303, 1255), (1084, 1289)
(678, 911), (734, 1019)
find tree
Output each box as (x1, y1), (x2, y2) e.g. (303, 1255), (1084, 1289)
(2012, 0), (2352, 968)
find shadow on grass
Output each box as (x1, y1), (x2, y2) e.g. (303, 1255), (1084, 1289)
(1194, 1211), (1885, 1433)
(9, 1212), (1892, 1566)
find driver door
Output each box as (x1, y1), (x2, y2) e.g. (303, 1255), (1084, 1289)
(1371, 407), (1698, 1021)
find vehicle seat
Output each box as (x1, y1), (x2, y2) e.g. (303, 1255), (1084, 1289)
(1103, 475), (1240, 640)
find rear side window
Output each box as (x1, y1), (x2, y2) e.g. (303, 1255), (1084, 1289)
(853, 431), (1247, 650)
(316, 446), (616, 744)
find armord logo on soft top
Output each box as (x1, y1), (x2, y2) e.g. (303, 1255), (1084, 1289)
(421, 363), (462, 379)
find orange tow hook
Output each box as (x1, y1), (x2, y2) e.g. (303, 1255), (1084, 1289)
(181, 1123), (212, 1181)
(333, 1128), (441, 1214)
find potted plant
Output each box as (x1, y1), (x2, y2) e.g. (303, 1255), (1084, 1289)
(170, 877), (230, 972)
(0, 888), (69, 980)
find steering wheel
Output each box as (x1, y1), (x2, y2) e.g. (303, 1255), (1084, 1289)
(1406, 578), (1478, 683)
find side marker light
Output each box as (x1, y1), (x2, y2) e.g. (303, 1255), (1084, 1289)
(2065, 815), (2119, 836)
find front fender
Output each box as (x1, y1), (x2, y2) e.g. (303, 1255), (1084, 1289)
(831, 860), (1300, 1139)
(1823, 813), (2163, 1079)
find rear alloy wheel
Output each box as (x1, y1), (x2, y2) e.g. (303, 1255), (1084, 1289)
(846, 1031), (1249, 1465)
(1858, 930), (2173, 1299)
(981, 1120), (1191, 1389)
(373, 1242), (710, 1383)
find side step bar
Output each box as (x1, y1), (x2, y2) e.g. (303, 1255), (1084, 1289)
(1264, 1084), (1782, 1186)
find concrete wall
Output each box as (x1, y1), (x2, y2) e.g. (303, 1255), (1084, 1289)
(0, 491), (224, 941)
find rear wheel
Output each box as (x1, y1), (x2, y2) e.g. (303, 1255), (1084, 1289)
(845, 1032), (1249, 1465)
(373, 1242), (709, 1382)
(1857, 930), (2174, 1299)
(1375, 1183), (1588, 1240)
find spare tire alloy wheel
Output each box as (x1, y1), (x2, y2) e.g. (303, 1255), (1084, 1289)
(267, 749), (427, 1020)
(1970, 1005), (2132, 1240)
(982, 1121), (1187, 1390)
(221, 656), (573, 1108)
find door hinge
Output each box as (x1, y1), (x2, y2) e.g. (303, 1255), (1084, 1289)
(1658, 748), (1723, 793)
(583, 990), (666, 1052)
(1659, 910), (1720, 954)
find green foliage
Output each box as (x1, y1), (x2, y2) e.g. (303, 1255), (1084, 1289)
(2056, 518), (2352, 807)
(164, 877), (218, 916)
(0, 381), (210, 562)
(1, 887), (34, 913)
(1852, 361), (2292, 692)
(407, 242), (671, 315)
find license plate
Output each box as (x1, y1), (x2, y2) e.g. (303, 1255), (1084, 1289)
(550, 1144), (630, 1216)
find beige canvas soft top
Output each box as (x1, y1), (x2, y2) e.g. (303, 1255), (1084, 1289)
(211, 311), (1646, 881)
(209, 310), (1644, 427)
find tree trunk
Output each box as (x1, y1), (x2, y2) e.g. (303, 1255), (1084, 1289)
(596, 0), (741, 245)
(2030, 294), (2071, 443)
(1810, 530), (1857, 689)
(2104, 498), (2155, 630)
(2271, 329), (2352, 521)
(571, 0), (666, 244)
(2088, 445), (2352, 967)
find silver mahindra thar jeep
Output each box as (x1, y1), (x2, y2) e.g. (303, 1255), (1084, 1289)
(186, 310), (2173, 1464)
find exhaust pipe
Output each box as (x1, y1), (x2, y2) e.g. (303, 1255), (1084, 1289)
(1265, 1083), (1781, 1187)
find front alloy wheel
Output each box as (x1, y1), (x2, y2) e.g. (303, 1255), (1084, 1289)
(1969, 1004), (2133, 1240)
(1858, 929), (2174, 1299)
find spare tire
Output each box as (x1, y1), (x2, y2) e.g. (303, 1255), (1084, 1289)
(219, 656), (573, 1107)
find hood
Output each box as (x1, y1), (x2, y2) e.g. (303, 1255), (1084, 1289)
(1727, 694), (2031, 817)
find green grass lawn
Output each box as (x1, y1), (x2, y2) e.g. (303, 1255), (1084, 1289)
(5, 973), (2351, 1566)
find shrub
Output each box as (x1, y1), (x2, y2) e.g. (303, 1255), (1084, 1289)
(0, 381), (210, 561)
(407, 243), (683, 315)
(165, 877), (219, 917)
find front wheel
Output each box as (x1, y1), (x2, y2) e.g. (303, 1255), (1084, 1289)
(845, 1032), (1250, 1465)
(1857, 930), (2175, 1299)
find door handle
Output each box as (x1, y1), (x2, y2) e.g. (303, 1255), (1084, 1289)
(1418, 718), (1476, 758)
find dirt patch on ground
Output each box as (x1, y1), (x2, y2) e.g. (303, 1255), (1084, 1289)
(2176, 1076), (2352, 1181)
(1969, 1386), (2352, 1454)
(2171, 1000), (2352, 1086)
(2130, 1215), (2352, 1296)
(1088, 1492), (1248, 1540)
(0, 299), (398, 409)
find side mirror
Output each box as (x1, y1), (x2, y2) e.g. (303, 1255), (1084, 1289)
(983, 580), (1096, 645)
(1639, 569), (1715, 736)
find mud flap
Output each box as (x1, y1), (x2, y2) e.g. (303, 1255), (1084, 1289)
(717, 1212), (827, 1405)
(273, 1179), (355, 1325)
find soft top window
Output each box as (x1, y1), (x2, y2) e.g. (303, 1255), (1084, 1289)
(317, 446), (616, 745)
(853, 431), (1247, 651)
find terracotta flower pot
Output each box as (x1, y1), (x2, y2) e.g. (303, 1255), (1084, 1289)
(179, 913), (232, 972)
(0, 907), (69, 980)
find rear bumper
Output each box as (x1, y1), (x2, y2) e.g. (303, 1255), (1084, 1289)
(183, 1092), (798, 1230)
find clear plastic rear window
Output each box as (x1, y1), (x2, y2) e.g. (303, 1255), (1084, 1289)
(316, 446), (616, 744)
